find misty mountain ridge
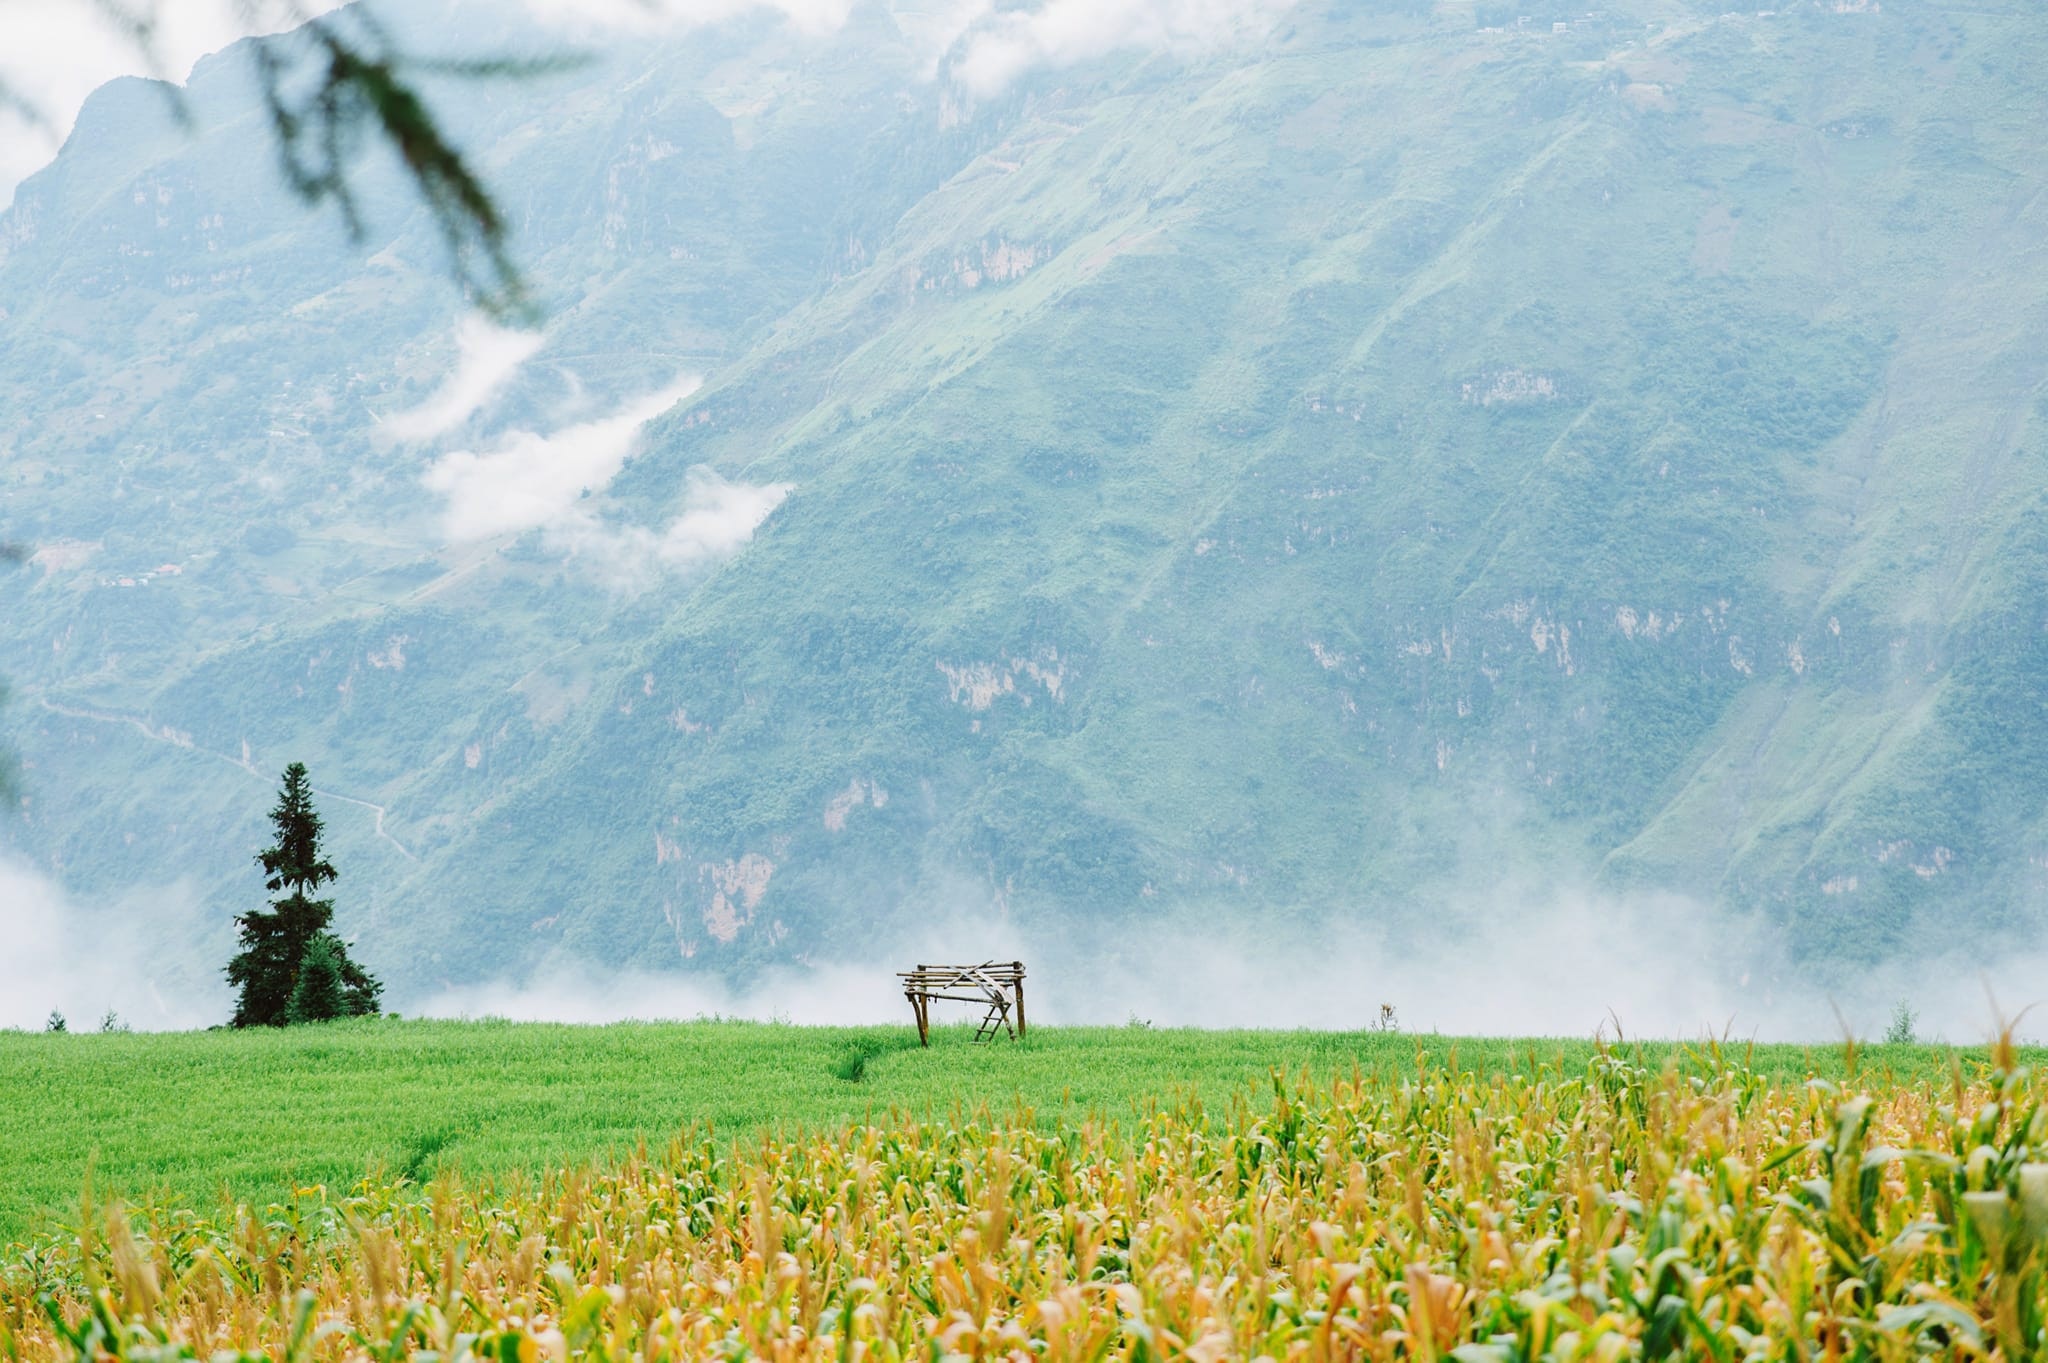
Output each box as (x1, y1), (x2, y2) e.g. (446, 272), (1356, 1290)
(3, 0), (2046, 1031)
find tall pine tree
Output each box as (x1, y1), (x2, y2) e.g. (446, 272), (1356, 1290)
(226, 763), (382, 1026)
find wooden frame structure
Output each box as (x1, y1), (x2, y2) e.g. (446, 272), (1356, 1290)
(899, 961), (1026, 1045)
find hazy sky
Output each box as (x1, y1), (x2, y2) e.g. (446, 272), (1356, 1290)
(0, 0), (1299, 207)
(0, 0), (344, 208)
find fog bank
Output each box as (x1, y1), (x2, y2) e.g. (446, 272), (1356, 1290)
(8, 848), (2037, 1043)
(0, 856), (222, 1031)
(413, 887), (2047, 1046)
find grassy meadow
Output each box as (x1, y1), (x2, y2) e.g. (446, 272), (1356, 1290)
(0, 1018), (2012, 1247)
(6, 1022), (2048, 1360)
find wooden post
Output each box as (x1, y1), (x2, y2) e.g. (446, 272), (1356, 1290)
(1012, 960), (1026, 1038)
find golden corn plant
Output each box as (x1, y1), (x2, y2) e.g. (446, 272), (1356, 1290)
(7, 1041), (2048, 1361)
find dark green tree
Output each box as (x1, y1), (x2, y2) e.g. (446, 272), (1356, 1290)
(286, 934), (349, 1024)
(226, 763), (382, 1027)
(337, 951), (383, 1018)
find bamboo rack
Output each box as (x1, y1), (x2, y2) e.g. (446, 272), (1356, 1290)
(897, 961), (1026, 1045)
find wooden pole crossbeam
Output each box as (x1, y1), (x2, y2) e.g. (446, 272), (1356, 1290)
(897, 965), (1024, 978)
(901, 960), (1027, 1046)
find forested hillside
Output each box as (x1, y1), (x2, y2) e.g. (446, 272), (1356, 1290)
(2, 0), (2043, 1015)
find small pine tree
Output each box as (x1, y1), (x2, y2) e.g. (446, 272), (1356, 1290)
(338, 949), (384, 1019)
(44, 1009), (66, 1033)
(287, 934), (348, 1023)
(98, 1010), (128, 1033)
(226, 763), (382, 1026)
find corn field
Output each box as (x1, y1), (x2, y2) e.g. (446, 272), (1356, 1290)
(8, 1040), (2048, 1361)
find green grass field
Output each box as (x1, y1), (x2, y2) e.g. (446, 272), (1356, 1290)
(0, 1019), (2015, 1247)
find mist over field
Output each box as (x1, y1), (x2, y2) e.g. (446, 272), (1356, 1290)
(12, 845), (2039, 1045)
(389, 908), (2048, 1043)
(4, 0), (2048, 1035)
(0, 856), (220, 1032)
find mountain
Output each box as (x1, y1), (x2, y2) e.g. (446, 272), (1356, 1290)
(3, 0), (2046, 1019)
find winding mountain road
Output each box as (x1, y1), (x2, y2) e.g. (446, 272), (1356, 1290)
(32, 696), (419, 863)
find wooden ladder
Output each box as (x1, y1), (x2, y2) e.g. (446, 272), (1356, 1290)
(974, 997), (1013, 1042)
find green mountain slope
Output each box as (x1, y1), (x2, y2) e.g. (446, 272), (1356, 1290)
(3, 0), (2045, 1015)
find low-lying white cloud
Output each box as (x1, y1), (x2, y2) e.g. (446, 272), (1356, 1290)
(550, 468), (793, 584)
(651, 472), (792, 566)
(948, 0), (1301, 96)
(1071, 893), (2048, 1044)
(423, 378), (701, 542)
(8, 846), (2038, 1044)
(421, 377), (791, 584)
(405, 887), (2048, 1046)
(384, 319), (544, 443)
(0, 856), (220, 1032)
